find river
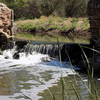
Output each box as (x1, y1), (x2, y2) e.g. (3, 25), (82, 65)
(0, 44), (100, 100)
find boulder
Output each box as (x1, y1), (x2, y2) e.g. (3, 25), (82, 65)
(0, 3), (14, 50)
(0, 3), (13, 37)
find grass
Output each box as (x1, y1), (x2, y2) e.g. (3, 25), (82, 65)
(38, 75), (87, 100)
(15, 16), (90, 43)
(16, 16), (90, 32)
(15, 32), (89, 43)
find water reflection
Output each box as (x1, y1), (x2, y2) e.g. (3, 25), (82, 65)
(0, 47), (100, 100)
(39, 75), (100, 100)
(0, 65), (100, 100)
(0, 61), (74, 100)
(0, 69), (31, 95)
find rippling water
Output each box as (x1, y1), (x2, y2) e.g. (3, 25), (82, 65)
(0, 47), (76, 100)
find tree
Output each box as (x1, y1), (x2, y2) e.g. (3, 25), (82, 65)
(0, 0), (89, 19)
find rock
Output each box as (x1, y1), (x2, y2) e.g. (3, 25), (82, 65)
(15, 40), (28, 50)
(5, 56), (9, 59)
(13, 52), (19, 59)
(0, 3), (13, 36)
(0, 3), (14, 50)
(61, 43), (93, 68)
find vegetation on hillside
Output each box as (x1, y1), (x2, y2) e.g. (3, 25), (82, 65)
(0, 0), (89, 19)
(16, 16), (90, 32)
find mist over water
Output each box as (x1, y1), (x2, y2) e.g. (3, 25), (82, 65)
(0, 46), (75, 100)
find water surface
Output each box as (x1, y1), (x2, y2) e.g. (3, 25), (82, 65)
(0, 46), (100, 100)
(0, 48), (75, 100)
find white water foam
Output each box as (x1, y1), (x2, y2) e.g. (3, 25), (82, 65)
(0, 48), (49, 69)
(0, 48), (76, 100)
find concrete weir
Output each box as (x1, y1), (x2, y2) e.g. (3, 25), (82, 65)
(15, 40), (93, 69)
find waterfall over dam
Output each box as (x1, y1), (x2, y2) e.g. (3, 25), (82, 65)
(13, 40), (94, 69)
(0, 40), (76, 100)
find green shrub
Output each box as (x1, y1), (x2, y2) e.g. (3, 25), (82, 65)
(0, 0), (88, 19)
(16, 16), (90, 33)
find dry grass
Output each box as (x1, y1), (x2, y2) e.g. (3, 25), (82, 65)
(16, 16), (90, 33)
(15, 16), (90, 43)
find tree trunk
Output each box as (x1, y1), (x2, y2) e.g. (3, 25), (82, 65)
(88, 0), (100, 69)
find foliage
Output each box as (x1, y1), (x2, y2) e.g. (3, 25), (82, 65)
(15, 16), (90, 43)
(0, 0), (89, 19)
(16, 16), (90, 32)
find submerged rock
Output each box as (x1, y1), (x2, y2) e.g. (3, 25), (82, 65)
(13, 52), (19, 59)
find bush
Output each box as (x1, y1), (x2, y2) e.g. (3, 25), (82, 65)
(16, 16), (90, 33)
(0, 0), (88, 19)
